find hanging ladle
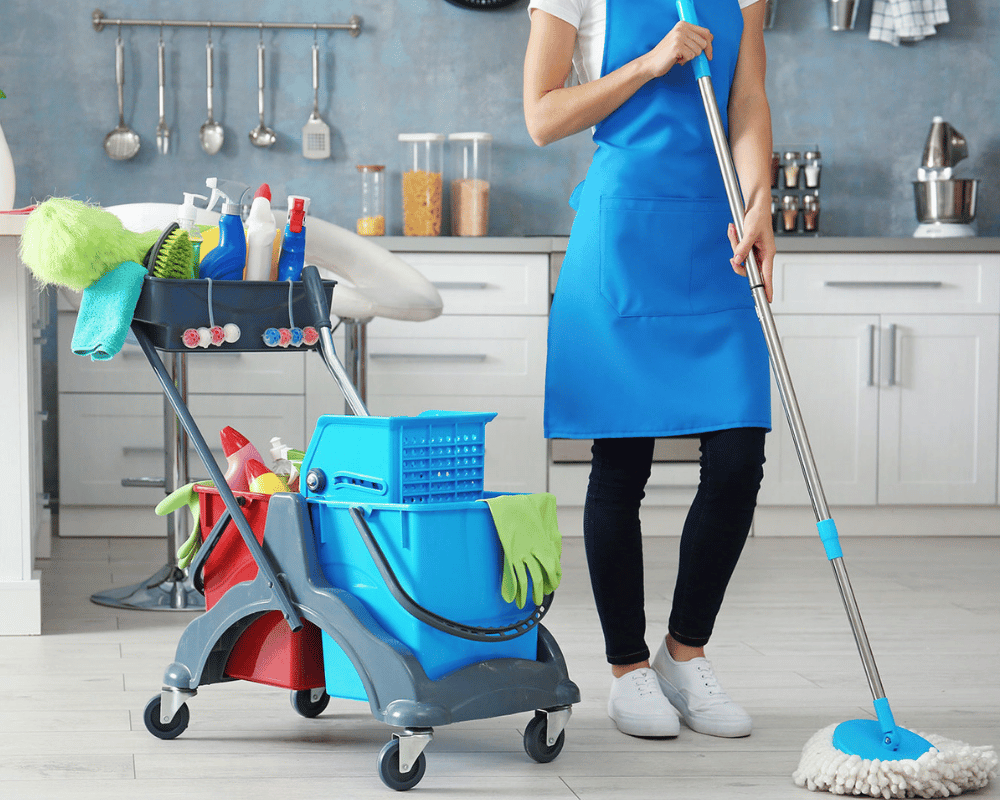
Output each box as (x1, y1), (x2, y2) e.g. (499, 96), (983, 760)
(103, 29), (140, 161)
(249, 26), (276, 148)
(155, 25), (170, 155)
(199, 25), (224, 154)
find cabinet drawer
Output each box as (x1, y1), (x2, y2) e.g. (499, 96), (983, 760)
(394, 252), (549, 315)
(58, 311), (305, 394)
(771, 253), (1000, 314)
(364, 315), (547, 398)
(59, 393), (305, 507)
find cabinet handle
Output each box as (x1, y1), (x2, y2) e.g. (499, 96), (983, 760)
(121, 477), (166, 488)
(432, 281), (490, 290)
(887, 323), (898, 387)
(824, 280), (944, 289)
(370, 353), (489, 362)
(866, 324), (876, 387)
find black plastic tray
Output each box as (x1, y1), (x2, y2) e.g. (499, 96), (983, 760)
(132, 276), (337, 352)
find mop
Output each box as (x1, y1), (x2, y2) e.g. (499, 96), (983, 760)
(674, 1), (998, 796)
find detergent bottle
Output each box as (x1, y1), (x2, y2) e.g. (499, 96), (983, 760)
(176, 192), (208, 274)
(220, 426), (263, 492)
(245, 459), (289, 495)
(199, 178), (250, 281)
(244, 184), (277, 281)
(276, 195), (309, 281)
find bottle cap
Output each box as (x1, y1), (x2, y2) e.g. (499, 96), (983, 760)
(255, 184), (272, 201)
(288, 197), (306, 233)
(219, 426), (252, 456)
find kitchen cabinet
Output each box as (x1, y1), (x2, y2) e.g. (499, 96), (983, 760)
(305, 251), (550, 496)
(759, 252), (1000, 513)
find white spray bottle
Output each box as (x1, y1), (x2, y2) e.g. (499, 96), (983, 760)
(245, 184), (277, 281)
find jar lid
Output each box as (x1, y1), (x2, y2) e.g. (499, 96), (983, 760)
(783, 151), (801, 159)
(398, 133), (446, 142)
(804, 151), (821, 160)
(356, 164), (385, 172)
(448, 132), (493, 142)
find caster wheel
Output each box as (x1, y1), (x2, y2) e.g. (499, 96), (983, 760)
(377, 738), (427, 791)
(143, 695), (189, 740)
(290, 688), (330, 718)
(523, 712), (565, 763)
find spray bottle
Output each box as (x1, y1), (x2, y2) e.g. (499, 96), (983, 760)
(276, 195), (310, 281)
(220, 426), (263, 493)
(177, 193), (208, 274)
(199, 178), (250, 281)
(244, 184), (277, 281)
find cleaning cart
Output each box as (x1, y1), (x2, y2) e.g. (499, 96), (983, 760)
(132, 266), (578, 791)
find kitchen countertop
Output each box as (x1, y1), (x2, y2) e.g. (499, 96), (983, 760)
(380, 235), (1000, 254)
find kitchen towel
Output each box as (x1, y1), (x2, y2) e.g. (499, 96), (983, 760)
(870, 0), (949, 46)
(71, 260), (146, 361)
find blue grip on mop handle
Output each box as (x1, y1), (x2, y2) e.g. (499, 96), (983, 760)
(675, 0), (712, 80)
(816, 518), (843, 561)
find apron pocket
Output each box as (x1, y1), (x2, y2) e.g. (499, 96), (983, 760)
(599, 196), (747, 318)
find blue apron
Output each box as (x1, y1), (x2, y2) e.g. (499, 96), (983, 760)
(544, 0), (771, 439)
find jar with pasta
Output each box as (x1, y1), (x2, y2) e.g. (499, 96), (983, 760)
(398, 133), (445, 236)
(448, 132), (492, 236)
(356, 164), (386, 236)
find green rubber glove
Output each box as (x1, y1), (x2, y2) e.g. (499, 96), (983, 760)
(484, 493), (562, 609)
(155, 481), (213, 569)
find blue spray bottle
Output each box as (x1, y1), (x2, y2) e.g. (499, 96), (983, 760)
(199, 178), (250, 281)
(276, 195), (309, 281)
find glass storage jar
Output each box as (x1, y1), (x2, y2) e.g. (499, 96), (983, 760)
(399, 133), (445, 236)
(448, 132), (492, 237)
(356, 164), (386, 236)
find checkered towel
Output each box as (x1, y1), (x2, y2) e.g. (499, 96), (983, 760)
(869, 0), (949, 46)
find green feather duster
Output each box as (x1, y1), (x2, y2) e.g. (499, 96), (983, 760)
(19, 198), (162, 291)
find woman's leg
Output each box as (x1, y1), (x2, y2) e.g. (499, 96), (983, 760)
(668, 426), (767, 647)
(583, 436), (654, 667)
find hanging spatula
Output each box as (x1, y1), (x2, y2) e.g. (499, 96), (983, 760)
(302, 39), (331, 159)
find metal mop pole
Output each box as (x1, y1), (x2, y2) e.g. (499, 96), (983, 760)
(675, 0), (895, 740)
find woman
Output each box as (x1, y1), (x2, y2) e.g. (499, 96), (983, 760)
(523, 0), (775, 739)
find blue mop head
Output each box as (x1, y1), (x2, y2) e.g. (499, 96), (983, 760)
(793, 720), (998, 798)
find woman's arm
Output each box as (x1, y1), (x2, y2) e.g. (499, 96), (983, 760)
(523, 9), (714, 147)
(725, 0), (775, 302)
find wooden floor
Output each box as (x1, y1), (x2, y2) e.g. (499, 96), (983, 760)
(2, 533), (998, 799)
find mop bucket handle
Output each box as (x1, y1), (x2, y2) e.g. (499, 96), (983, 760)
(348, 506), (552, 643)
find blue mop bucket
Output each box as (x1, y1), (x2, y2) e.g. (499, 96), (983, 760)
(310, 495), (540, 694)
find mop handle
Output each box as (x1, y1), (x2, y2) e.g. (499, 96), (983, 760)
(675, 0), (893, 714)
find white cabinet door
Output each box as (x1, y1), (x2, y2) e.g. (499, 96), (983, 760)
(758, 315), (880, 506)
(878, 315), (999, 505)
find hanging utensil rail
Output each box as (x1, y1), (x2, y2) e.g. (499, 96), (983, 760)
(92, 10), (363, 36)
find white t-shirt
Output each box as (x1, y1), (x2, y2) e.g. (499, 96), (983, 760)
(528, 0), (761, 86)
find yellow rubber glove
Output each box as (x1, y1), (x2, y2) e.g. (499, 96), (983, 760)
(483, 493), (562, 609)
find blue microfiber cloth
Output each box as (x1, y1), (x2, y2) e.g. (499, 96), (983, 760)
(482, 492), (562, 609)
(71, 260), (147, 361)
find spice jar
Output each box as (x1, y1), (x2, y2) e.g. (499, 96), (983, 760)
(771, 193), (779, 232)
(803, 193), (820, 233)
(804, 150), (822, 189)
(781, 194), (800, 233)
(771, 152), (780, 189)
(782, 151), (801, 189)
(448, 132), (492, 237)
(399, 133), (445, 236)
(356, 164), (386, 236)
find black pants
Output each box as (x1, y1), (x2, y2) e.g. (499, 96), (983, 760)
(583, 428), (766, 666)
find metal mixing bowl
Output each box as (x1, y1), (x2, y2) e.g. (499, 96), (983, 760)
(913, 178), (979, 224)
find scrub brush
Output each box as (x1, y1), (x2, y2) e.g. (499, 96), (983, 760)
(142, 222), (195, 279)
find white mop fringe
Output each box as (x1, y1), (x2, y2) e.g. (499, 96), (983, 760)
(793, 723), (998, 798)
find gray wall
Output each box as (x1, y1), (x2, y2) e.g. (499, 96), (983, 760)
(1, 0), (996, 237)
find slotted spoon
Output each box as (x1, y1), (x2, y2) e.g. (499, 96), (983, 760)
(103, 33), (140, 161)
(302, 39), (330, 159)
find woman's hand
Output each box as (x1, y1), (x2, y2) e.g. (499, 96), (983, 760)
(727, 205), (775, 303)
(642, 21), (714, 78)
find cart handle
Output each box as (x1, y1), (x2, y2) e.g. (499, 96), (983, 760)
(348, 506), (552, 643)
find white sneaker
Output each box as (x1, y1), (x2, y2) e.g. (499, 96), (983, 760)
(652, 641), (752, 738)
(607, 667), (681, 738)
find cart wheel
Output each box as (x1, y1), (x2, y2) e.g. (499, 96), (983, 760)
(523, 712), (565, 763)
(143, 695), (189, 740)
(377, 738), (427, 791)
(290, 688), (330, 718)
